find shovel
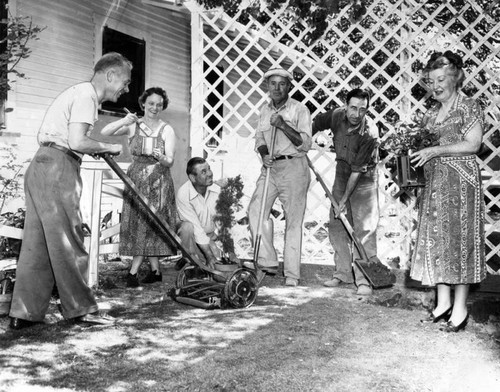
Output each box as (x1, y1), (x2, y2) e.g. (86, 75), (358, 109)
(307, 156), (396, 288)
(251, 127), (278, 279)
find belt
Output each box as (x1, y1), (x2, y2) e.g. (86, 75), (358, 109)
(40, 142), (82, 165)
(274, 155), (295, 161)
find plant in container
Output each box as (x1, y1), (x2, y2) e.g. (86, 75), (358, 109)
(381, 112), (439, 188)
(0, 144), (29, 315)
(213, 175), (244, 266)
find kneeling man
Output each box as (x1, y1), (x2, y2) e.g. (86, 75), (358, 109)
(176, 157), (221, 269)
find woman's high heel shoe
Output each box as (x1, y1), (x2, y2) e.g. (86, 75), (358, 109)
(420, 306), (452, 323)
(440, 313), (469, 333)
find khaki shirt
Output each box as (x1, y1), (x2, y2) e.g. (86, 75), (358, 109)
(255, 97), (312, 156)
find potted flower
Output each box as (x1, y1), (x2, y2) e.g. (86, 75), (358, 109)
(381, 113), (439, 188)
(213, 175), (244, 268)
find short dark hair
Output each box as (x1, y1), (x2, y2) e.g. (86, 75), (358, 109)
(346, 88), (371, 107)
(93, 52), (132, 74)
(423, 50), (465, 89)
(139, 87), (169, 110)
(186, 157), (206, 176)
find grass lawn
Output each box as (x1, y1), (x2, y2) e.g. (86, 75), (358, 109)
(1, 261), (500, 392)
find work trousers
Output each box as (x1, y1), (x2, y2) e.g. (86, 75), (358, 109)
(9, 147), (98, 321)
(176, 221), (220, 264)
(248, 156), (310, 280)
(329, 161), (379, 286)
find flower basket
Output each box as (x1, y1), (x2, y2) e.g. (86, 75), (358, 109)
(381, 113), (438, 189)
(395, 155), (426, 188)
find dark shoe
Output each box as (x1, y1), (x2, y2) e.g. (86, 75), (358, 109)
(440, 313), (469, 333)
(261, 266), (278, 275)
(74, 312), (119, 326)
(9, 317), (40, 330)
(242, 261), (278, 275)
(142, 270), (163, 284)
(175, 258), (188, 270)
(421, 306), (452, 324)
(126, 273), (140, 288)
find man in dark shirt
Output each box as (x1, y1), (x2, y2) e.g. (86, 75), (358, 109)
(312, 88), (379, 296)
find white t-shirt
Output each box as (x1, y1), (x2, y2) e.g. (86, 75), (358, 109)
(38, 82), (99, 151)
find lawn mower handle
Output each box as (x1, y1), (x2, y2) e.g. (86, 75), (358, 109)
(100, 153), (226, 279)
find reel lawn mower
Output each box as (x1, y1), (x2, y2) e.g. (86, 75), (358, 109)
(102, 154), (263, 310)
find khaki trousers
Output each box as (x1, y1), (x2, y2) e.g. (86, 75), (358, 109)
(248, 156), (310, 280)
(9, 147), (98, 321)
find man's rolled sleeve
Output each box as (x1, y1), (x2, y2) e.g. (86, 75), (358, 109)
(254, 106), (270, 152)
(69, 90), (97, 125)
(312, 111), (335, 134)
(294, 104), (312, 152)
(254, 129), (267, 152)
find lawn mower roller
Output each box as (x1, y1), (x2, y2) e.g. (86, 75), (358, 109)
(307, 156), (396, 288)
(102, 154), (261, 310)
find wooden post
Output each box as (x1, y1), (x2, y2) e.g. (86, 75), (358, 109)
(190, 8), (205, 158)
(87, 169), (103, 288)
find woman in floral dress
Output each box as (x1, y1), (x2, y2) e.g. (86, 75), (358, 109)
(410, 51), (486, 332)
(102, 87), (177, 287)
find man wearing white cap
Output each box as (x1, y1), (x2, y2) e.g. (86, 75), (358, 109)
(247, 66), (312, 287)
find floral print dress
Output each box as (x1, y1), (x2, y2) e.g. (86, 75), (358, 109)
(410, 93), (486, 286)
(119, 123), (177, 256)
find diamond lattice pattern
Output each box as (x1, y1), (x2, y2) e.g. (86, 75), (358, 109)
(185, 0), (500, 272)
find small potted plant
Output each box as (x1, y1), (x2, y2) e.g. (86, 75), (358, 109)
(381, 112), (439, 188)
(213, 175), (244, 268)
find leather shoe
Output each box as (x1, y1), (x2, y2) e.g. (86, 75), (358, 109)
(175, 257), (188, 270)
(356, 284), (373, 296)
(285, 277), (299, 287)
(142, 270), (163, 284)
(323, 278), (342, 287)
(74, 312), (119, 326)
(9, 317), (41, 330)
(242, 261), (278, 275)
(440, 313), (469, 333)
(261, 266), (278, 275)
(126, 273), (140, 288)
(421, 306), (452, 324)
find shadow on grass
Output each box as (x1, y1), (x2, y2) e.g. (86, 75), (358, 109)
(1, 276), (499, 392)
(0, 284), (355, 391)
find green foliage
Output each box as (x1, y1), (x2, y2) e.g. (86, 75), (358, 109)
(0, 13), (46, 100)
(196, 0), (367, 44)
(0, 144), (29, 213)
(214, 175), (244, 255)
(195, 1), (499, 127)
(0, 208), (24, 259)
(381, 111), (440, 156)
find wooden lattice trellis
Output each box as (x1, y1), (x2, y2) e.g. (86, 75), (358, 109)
(185, 0), (500, 272)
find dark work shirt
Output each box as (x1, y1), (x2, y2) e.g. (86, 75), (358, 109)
(312, 107), (379, 172)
